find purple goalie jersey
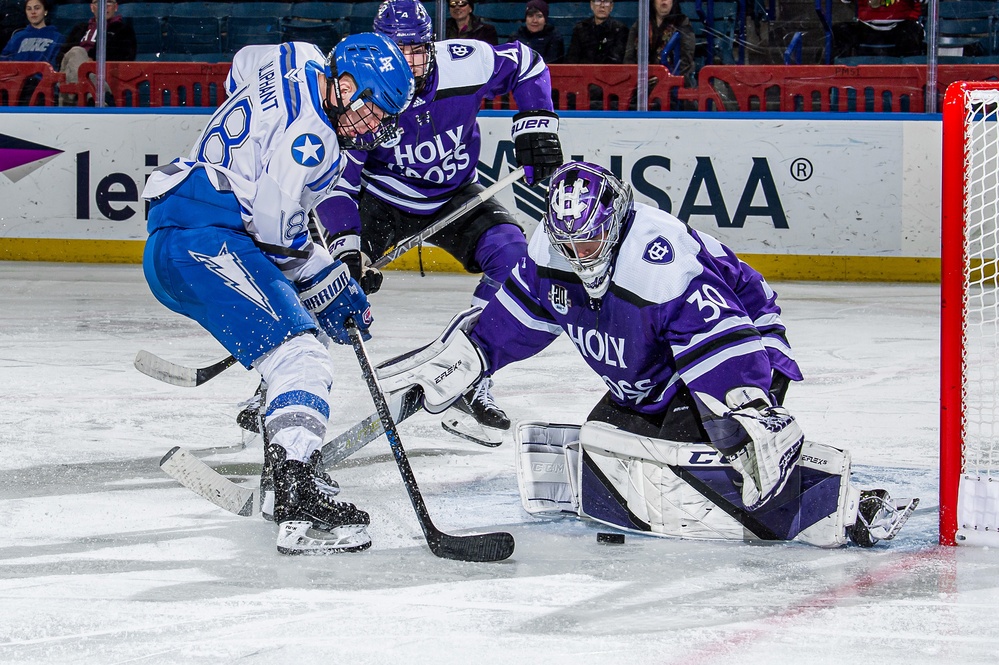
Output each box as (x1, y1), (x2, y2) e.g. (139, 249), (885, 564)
(471, 202), (803, 415)
(317, 39), (553, 234)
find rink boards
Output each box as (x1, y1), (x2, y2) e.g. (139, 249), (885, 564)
(0, 109), (941, 281)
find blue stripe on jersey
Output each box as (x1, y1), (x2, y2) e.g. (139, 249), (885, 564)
(304, 61), (335, 131)
(279, 44), (300, 127)
(307, 154), (341, 192)
(266, 389), (330, 419)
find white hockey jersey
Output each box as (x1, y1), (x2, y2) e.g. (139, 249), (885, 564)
(143, 42), (345, 282)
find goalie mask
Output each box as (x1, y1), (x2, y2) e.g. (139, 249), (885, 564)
(373, 0), (436, 93)
(325, 32), (415, 150)
(544, 161), (634, 299)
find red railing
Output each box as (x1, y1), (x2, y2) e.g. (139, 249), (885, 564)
(2, 62), (998, 112)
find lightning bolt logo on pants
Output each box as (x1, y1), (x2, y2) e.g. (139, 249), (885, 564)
(189, 243), (280, 321)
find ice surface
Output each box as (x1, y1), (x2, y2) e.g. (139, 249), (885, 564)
(1, 262), (996, 664)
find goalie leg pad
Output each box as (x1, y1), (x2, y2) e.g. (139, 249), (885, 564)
(375, 308), (484, 414)
(793, 442), (858, 548)
(514, 421), (581, 516)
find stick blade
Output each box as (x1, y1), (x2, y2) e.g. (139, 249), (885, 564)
(135, 350), (200, 387)
(429, 531), (515, 562)
(160, 446), (258, 517)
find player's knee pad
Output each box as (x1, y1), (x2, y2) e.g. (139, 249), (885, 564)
(474, 224), (527, 284)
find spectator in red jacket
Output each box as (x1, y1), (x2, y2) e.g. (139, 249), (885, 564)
(58, 0), (136, 105)
(832, 0), (926, 59)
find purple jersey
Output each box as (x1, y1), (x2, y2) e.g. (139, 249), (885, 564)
(316, 39), (553, 237)
(471, 202), (802, 416)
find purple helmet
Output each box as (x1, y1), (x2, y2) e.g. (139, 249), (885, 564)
(373, 0), (436, 92)
(544, 161), (634, 298)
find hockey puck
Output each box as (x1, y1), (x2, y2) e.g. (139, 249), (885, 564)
(597, 532), (625, 544)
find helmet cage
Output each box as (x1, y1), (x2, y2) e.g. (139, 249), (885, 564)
(544, 162), (633, 297)
(373, 0), (436, 91)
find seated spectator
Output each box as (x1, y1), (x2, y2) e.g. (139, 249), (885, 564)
(0, 0), (62, 66)
(445, 0), (498, 45)
(624, 0), (695, 76)
(832, 0), (926, 59)
(58, 0), (136, 105)
(512, 0), (563, 63)
(565, 0), (629, 64)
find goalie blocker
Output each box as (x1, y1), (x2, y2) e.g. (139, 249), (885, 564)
(515, 421), (917, 548)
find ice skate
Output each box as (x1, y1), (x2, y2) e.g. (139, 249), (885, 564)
(441, 376), (509, 447)
(271, 445), (368, 554)
(847, 489), (918, 547)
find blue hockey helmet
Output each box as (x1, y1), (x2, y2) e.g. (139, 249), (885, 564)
(544, 161), (634, 298)
(373, 0), (436, 92)
(326, 32), (415, 149)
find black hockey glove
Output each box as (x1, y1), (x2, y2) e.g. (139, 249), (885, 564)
(339, 249), (383, 295)
(511, 110), (563, 185)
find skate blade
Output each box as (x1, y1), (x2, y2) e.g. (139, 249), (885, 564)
(870, 497), (919, 541)
(441, 410), (503, 447)
(276, 520), (372, 555)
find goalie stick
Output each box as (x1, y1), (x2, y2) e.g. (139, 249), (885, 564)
(159, 388), (425, 516)
(134, 167), (525, 388)
(346, 318), (515, 562)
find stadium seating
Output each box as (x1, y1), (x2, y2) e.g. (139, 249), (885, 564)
(227, 16), (283, 55)
(164, 16), (224, 55)
(131, 16), (165, 57)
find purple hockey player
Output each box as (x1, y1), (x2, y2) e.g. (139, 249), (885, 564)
(312, 0), (563, 446)
(447, 161), (916, 548)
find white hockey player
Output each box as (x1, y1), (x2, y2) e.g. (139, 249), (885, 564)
(383, 161), (918, 547)
(142, 34), (415, 554)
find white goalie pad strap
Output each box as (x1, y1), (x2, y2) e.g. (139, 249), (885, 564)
(794, 442), (858, 548)
(514, 421), (581, 517)
(576, 422), (747, 540)
(375, 308), (484, 414)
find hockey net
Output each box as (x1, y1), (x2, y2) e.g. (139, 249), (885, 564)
(941, 81), (999, 546)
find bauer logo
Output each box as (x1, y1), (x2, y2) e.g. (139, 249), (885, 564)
(291, 133), (325, 167)
(447, 43), (475, 60)
(642, 236), (674, 264)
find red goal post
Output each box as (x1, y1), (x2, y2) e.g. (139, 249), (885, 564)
(941, 81), (999, 546)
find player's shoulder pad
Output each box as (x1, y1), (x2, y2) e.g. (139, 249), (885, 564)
(434, 39), (495, 91)
(612, 202), (705, 303)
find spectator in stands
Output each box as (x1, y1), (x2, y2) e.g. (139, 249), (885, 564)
(58, 0), (136, 105)
(831, 0), (926, 60)
(512, 0), (563, 63)
(624, 0), (695, 76)
(0, 0), (62, 66)
(565, 0), (629, 64)
(445, 0), (498, 45)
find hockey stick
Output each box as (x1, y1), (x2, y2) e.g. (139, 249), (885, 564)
(134, 350), (238, 388)
(346, 318), (515, 562)
(135, 167), (524, 388)
(159, 388), (425, 517)
(369, 166), (525, 269)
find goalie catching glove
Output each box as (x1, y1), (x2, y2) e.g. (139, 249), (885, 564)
(375, 308), (485, 416)
(695, 388), (804, 511)
(511, 110), (563, 185)
(298, 260), (373, 345)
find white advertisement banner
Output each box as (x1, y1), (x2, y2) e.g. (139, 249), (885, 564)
(0, 111), (941, 258)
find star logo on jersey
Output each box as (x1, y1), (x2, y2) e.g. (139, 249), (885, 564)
(189, 243), (281, 321)
(0, 133), (63, 183)
(447, 43), (474, 60)
(291, 133), (325, 167)
(549, 284), (570, 315)
(549, 179), (589, 226)
(642, 236), (674, 264)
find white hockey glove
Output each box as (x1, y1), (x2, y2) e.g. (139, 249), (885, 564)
(695, 388), (804, 511)
(375, 308), (485, 414)
(511, 110), (563, 185)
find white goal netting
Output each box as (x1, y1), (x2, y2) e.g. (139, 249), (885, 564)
(956, 87), (999, 545)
